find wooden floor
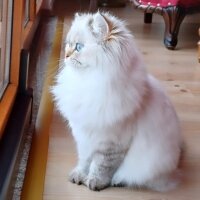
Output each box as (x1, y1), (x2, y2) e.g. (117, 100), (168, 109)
(44, 1), (200, 199)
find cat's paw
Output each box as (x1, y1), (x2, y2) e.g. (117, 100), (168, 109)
(86, 176), (110, 191)
(111, 181), (126, 187)
(111, 174), (126, 187)
(69, 168), (87, 185)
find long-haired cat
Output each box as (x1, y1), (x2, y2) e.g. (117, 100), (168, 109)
(51, 11), (182, 192)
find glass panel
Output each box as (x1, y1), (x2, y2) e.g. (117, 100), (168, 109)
(36, 0), (42, 11)
(0, 0), (13, 99)
(24, 0), (30, 27)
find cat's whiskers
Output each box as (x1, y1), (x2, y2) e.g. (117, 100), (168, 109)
(44, 59), (66, 82)
(71, 57), (81, 66)
(46, 64), (62, 80)
(58, 58), (66, 64)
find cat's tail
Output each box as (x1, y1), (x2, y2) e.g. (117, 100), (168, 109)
(145, 170), (183, 192)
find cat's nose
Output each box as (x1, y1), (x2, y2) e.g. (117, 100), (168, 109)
(65, 52), (70, 58)
(65, 51), (73, 58)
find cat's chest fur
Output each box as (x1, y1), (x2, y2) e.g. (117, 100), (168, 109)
(53, 63), (140, 128)
(54, 64), (113, 125)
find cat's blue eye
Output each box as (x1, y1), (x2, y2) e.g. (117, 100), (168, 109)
(75, 43), (84, 52)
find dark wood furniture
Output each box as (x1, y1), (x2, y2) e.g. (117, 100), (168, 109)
(132, 0), (200, 50)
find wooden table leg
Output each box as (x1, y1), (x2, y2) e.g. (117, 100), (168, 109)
(162, 6), (186, 50)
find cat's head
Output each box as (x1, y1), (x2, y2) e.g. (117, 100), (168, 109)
(64, 11), (133, 69)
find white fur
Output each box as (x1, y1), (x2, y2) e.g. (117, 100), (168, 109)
(51, 12), (182, 192)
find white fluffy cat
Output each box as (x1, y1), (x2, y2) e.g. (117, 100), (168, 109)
(51, 11), (182, 192)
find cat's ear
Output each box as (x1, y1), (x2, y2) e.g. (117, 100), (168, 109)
(92, 12), (109, 39)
